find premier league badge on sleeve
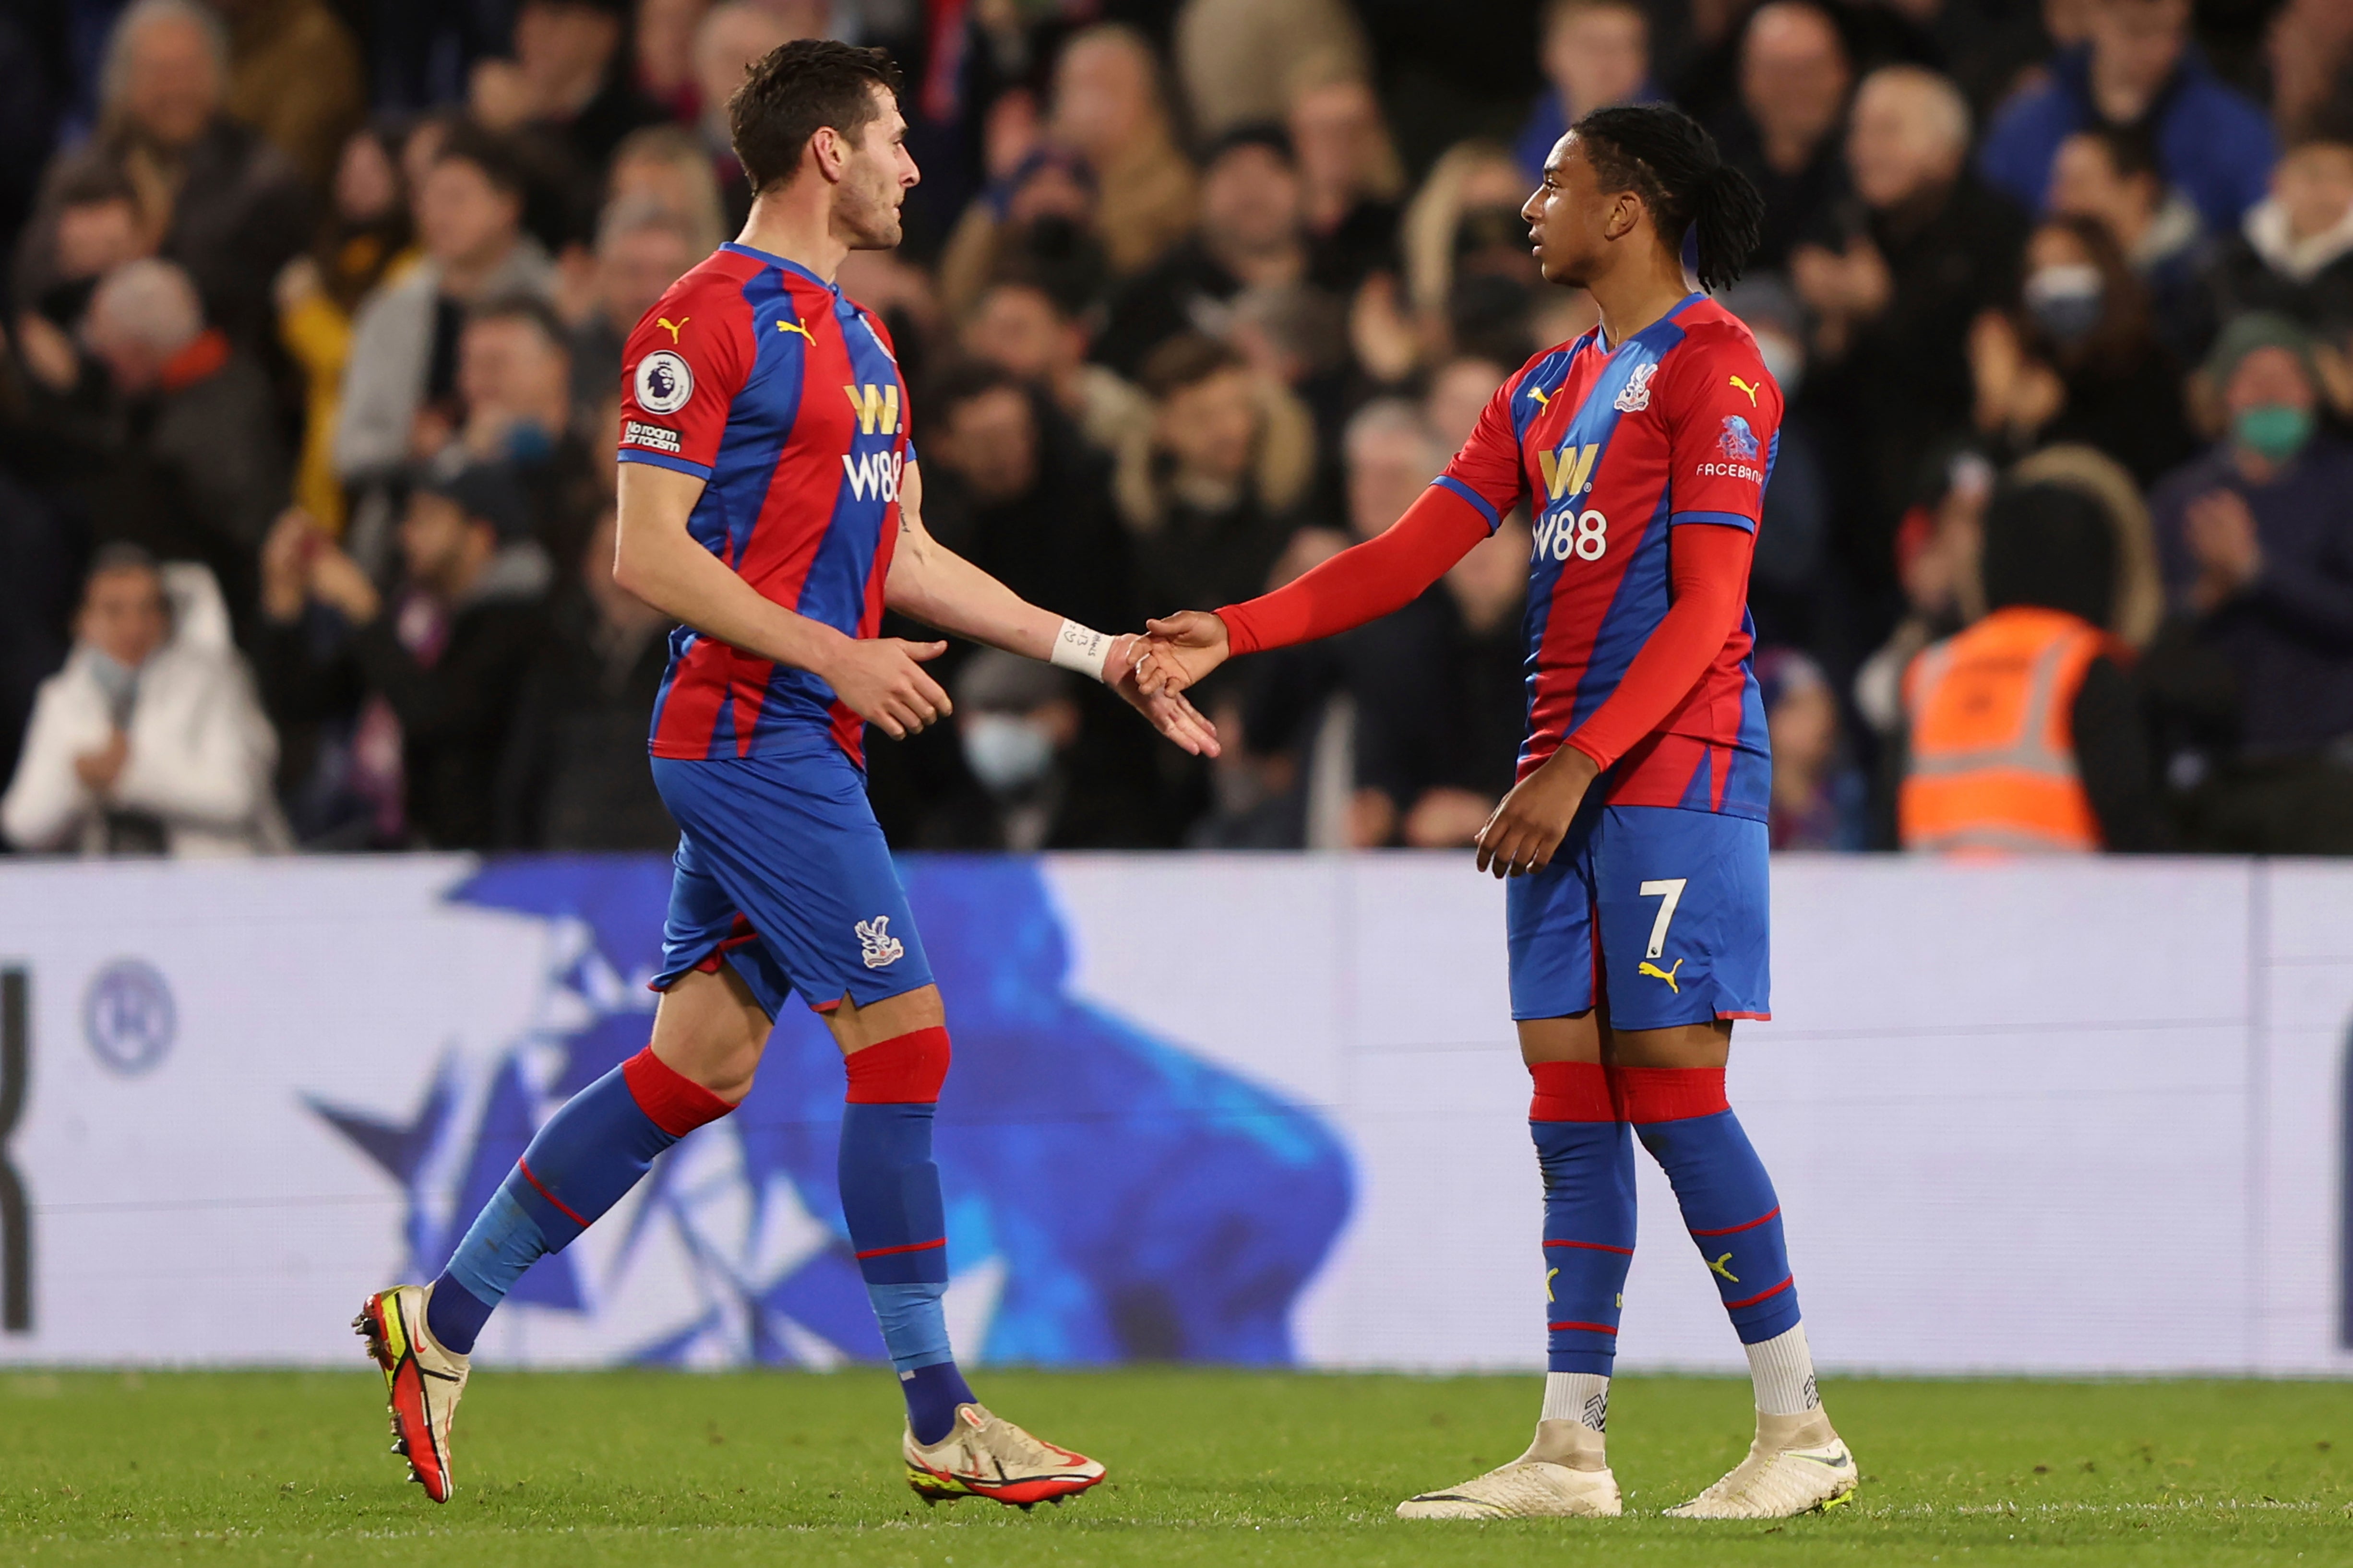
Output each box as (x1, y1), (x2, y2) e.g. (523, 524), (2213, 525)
(635, 350), (694, 415)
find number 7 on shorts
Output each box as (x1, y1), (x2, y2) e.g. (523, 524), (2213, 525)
(1638, 878), (1687, 960)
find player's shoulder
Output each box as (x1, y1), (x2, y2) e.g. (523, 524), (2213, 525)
(1667, 297), (1767, 370)
(629, 249), (761, 348)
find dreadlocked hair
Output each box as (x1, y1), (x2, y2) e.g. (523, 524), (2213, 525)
(1572, 104), (1765, 294)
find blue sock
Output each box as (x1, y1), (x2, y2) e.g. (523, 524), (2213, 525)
(841, 1028), (970, 1444)
(1621, 1068), (1802, 1344)
(1529, 1062), (1636, 1374)
(432, 1048), (731, 1352)
(425, 1271), (494, 1355)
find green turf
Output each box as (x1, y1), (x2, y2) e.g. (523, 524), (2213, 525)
(2, 1369), (2349, 1566)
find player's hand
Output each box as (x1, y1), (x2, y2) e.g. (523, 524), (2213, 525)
(1475, 747), (1599, 879)
(1105, 633), (1221, 757)
(1134, 611), (1230, 695)
(823, 636), (952, 739)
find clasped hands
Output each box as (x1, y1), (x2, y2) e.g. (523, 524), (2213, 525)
(1133, 613), (1595, 876)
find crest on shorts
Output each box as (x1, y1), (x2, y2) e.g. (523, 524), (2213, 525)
(1717, 414), (1760, 461)
(1612, 362), (1657, 412)
(857, 915), (905, 969)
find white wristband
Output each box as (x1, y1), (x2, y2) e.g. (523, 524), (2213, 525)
(1048, 618), (1112, 682)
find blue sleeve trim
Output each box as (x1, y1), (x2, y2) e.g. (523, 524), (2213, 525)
(618, 449), (713, 480)
(1431, 475), (1502, 532)
(1669, 509), (1758, 533)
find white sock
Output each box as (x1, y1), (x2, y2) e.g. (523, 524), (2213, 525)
(1744, 1323), (1821, 1415)
(1540, 1371), (1610, 1432)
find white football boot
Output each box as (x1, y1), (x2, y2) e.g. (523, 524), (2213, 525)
(355, 1283), (471, 1502)
(1396, 1418), (1622, 1519)
(1664, 1407), (1858, 1518)
(903, 1402), (1106, 1509)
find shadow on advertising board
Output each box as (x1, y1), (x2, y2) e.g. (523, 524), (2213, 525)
(312, 855), (1354, 1367)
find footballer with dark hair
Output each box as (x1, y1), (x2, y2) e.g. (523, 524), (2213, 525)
(356, 39), (1217, 1510)
(1139, 103), (1859, 1521)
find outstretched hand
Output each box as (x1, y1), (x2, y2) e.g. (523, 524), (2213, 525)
(1133, 610), (1231, 696)
(1107, 632), (1221, 756)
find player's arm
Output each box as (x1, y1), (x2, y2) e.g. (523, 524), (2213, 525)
(883, 460), (1221, 756)
(1135, 374), (1528, 695)
(612, 462), (952, 739)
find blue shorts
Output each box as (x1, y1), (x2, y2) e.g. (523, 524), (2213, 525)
(649, 745), (934, 1018)
(1505, 804), (1770, 1030)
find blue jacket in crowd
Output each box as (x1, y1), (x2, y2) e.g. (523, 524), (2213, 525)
(1979, 46), (2276, 234)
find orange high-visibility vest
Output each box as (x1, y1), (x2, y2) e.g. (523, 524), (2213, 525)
(1899, 606), (2119, 855)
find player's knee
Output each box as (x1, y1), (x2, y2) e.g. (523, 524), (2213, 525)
(825, 985), (946, 1055)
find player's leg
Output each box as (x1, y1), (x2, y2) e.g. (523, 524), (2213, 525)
(357, 834), (777, 1501)
(1592, 805), (1854, 1518)
(1399, 831), (1628, 1520)
(672, 748), (1102, 1508)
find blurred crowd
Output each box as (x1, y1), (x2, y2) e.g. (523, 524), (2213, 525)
(2, 0), (2353, 859)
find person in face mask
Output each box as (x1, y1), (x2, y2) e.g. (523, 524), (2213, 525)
(1968, 215), (2189, 487)
(2145, 311), (2353, 851)
(919, 649), (1152, 853)
(1, 545), (284, 857)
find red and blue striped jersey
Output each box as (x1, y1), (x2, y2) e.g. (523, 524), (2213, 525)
(1436, 293), (1779, 818)
(616, 242), (911, 766)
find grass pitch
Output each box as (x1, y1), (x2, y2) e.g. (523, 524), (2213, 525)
(2, 1369), (2348, 1566)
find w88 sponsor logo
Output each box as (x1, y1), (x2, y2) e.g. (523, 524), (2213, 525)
(1532, 507), (1609, 562)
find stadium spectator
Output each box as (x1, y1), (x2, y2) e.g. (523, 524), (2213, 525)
(2204, 133), (2353, 338)
(2147, 314), (2353, 852)
(275, 120), (418, 532)
(2, 545), (283, 857)
(604, 123), (728, 257)
(1047, 25), (1197, 279)
(12, 160), (157, 342)
(1795, 66), (2026, 600)
(566, 196), (700, 420)
(255, 462), (552, 850)
(1422, 353), (1510, 451)
(496, 506), (676, 850)
(919, 650), (1155, 851)
(1172, 0), (1371, 141)
(214, 0), (366, 189)
(67, 0), (314, 343)
(1977, 0), (2275, 234)
(1897, 480), (2164, 853)
(1098, 125), (1328, 379)
(633, 0), (709, 124)
(1756, 647), (1867, 851)
(469, 0), (667, 187)
(690, 1), (806, 228)
(1967, 214), (2190, 487)
(334, 127), (553, 500)
(958, 271), (1146, 458)
(916, 363), (1134, 638)
(1713, 0), (1854, 273)
(1512, 0), (1655, 185)
(1287, 75), (1406, 293)
(1372, 141), (1529, 384)
(84, 258), (289, 602)
(934, 148), (1104, 318)
(1116, 333), (1313, 618)
(2045, 123), (2208, 359)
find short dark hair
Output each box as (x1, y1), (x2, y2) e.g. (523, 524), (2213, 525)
(1137, 332), (1246, 401)
(729, 39), (903, 195)
(929, 359), (1027, 421)
(87, 539), (161, 585)
(54, 157), (140, 212)
(432, 123), (529, 199)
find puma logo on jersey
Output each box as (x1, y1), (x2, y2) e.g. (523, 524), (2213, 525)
(1729, 374), (1762, 405)
(843, 382), (901, 435)
(1537, 441), (1598, 500)
(1526, 385), (1552, 408)
(657, 316), (689, 344)
(842, 449), (904, 503)
(1638, 958), (1684, 992)
(776, 318), (816, 344)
